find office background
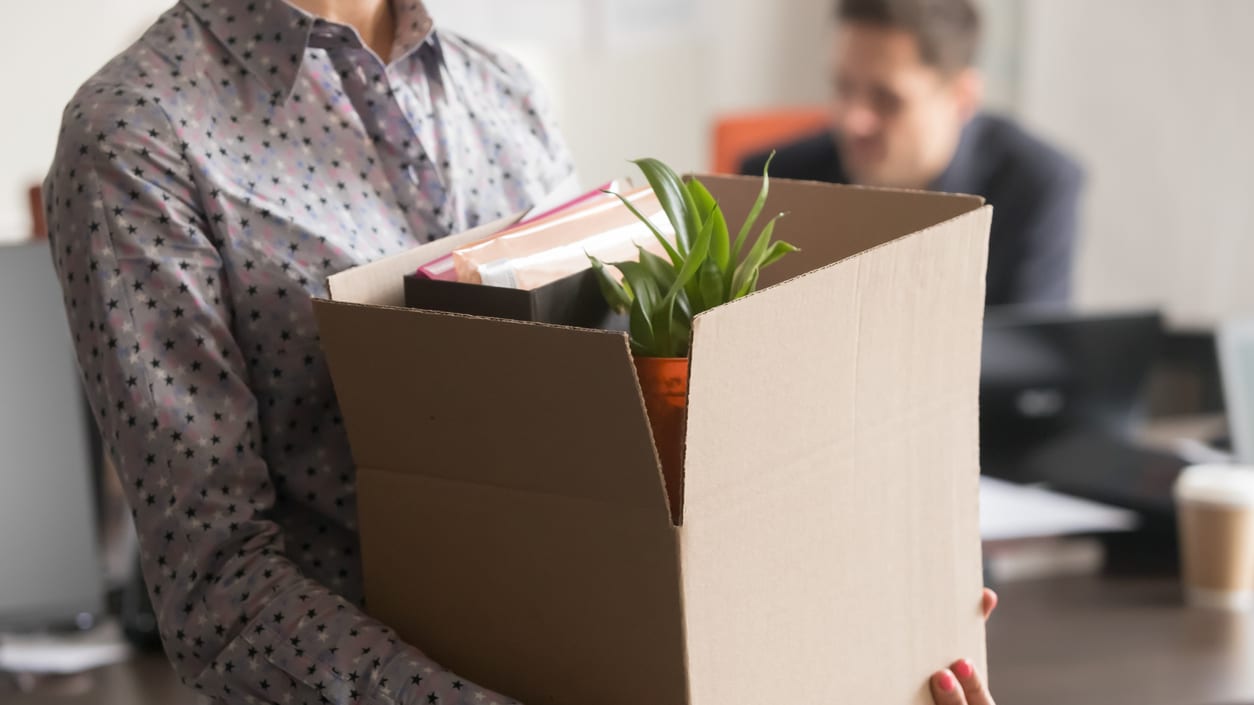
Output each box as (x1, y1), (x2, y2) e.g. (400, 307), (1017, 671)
(5, 0), (1254, 326)
(3, 3), (1254, 703)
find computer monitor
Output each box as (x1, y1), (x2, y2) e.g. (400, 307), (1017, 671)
(0, 242), (104, 631)
(980, 308), (1165, 460)
(1218, 318), (1254, 464)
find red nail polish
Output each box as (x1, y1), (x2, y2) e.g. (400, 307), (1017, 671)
(936, 671), (957, 692)
(953, 659), (974, 680)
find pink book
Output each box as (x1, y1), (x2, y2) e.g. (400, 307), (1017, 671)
(452, 185), (660, 287)
(414, 182), (618, 281)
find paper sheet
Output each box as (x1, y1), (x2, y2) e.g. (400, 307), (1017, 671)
(979, 476), (1139, 542)
(0, 620), (131, 674)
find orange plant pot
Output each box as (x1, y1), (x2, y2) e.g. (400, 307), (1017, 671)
(633, 356), (689, 524)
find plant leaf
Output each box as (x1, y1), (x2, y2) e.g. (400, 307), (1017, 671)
(697, 259), (724, 314)
(633, 158), (701, 254)
(667, 298), (692, 357)
(636, 245), (677, 292)
(629, 294), (654, 355)
(621, 266), (662, 356)
(669, 203), (717, 303)
(641, 246), (699, 323)
(761, 240), (801, 269)
(655, 291), (675, 357)
(588, 255), (633, 313)
(730, 212), (786, 300)
(687, 177), (730, 273)
(606, 190), (682, 267)
(675, 288), (693, 322)
(615, 261), (653, 301)
(656, 289), (693, 357)
(732, 151), (775, 258)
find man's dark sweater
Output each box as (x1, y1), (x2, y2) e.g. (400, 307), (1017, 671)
(741, 114), (1084, 307)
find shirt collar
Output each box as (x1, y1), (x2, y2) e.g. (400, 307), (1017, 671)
(390, 1), (437, 62)
(180, 0), (436, 103)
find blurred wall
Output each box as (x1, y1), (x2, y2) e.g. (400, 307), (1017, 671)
(1018, 0), (1254, 327)
(1, 0), (1008, 239)
(8, 1), (1249, 329)
(428, 0), (834, 187)
(1, 0), (172, 242)
(3, 0), (838, 239)
(427, 0), (1024, 188)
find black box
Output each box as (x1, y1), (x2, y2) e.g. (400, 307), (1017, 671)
(403, 269), (628, 332)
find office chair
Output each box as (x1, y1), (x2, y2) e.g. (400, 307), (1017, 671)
(709, 106), (829, 174)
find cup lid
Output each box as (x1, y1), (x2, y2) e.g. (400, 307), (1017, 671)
(1174, 465), (1254, 507)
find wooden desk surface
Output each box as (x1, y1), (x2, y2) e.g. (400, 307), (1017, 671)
(1, 651), (199, 705)
(988, 576), (1254, 705)
(6, 575), (1253, 705)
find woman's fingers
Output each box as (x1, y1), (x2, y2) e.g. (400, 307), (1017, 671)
(951, 659), (996, 705)
(982, 588), (999, 620)
(930, 669), (967, 704)
(933, 592), (998, 705)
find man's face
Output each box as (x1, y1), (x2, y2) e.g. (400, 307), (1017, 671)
(829, 23), (977, 189)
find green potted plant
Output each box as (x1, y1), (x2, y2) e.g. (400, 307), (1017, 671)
(590, 155), (797, 520)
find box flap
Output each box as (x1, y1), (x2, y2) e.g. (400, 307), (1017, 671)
(357, 468), (688, 705)
(683, 180), (989, 509)
(700, 174), (984, 288)
(327, 214), (521, 306)
(313, 301), (671, 522)
(679, 191), (992, 703)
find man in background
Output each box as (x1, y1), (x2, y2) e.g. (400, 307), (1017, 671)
(742, 0), (1083, 307)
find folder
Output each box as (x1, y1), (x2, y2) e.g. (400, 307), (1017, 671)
(414, 181), (622, 282)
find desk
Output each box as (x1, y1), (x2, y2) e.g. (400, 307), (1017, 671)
(988, 576), (1254, 705)
(1, 651), (198, 705)
(7, 575), (1253, 705)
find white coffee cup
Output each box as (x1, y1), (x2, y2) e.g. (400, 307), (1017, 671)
(1174, 465), (1254, 611)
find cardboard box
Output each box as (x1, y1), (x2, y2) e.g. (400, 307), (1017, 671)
(314, 176), (993, 705)
(404, 270), (629, 330)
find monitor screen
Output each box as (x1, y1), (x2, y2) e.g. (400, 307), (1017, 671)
(981, 308), (1164, 456)
(1218, 318), (1254, 464)
(0, 242), (104, 630)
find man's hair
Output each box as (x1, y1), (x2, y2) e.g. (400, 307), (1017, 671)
(835, 0), (982, 74)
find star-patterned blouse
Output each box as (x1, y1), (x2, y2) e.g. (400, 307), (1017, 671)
(43, 1), (573, 703)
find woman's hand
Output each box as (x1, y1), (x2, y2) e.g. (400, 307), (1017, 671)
(931, 658), (995, 705)
(930, 588), (999, 704)
(982, 588), (998, 619)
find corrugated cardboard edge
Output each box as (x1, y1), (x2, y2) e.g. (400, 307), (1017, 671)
(352, 464), (691, 705)
(311, 297), (677, 520)
(679, 203), (992, 704)
(676, 201), (993, 523)
(312, 292), (691, 703)
(315, 182), (992, 705)
(699, 201), (991, 317)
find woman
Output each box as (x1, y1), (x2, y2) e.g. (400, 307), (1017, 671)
(45, 1), (997, 703)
